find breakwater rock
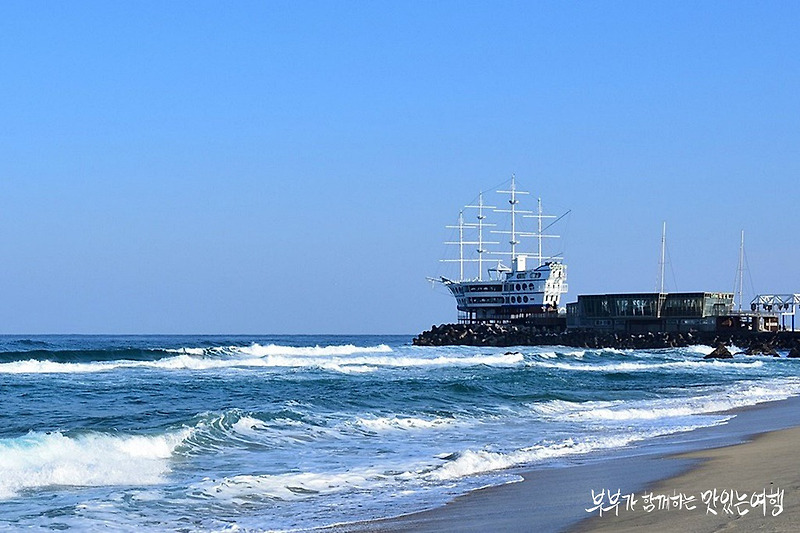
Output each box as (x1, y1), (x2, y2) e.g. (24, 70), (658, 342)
(413, 323), (800, 354)
(704, 344), (733, 359)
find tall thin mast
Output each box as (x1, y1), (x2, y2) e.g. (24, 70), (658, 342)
(477, 193), (486, 280)
(445, 196), (497, 281)
(537, 198), (543, 266)
(510, 176), (518, 260)
(462, 193), (495, 281)
(495, 175), (531, 262)
(458, 211), (464, 280)
(658, 221), (666, 294)
(522, 198), (560, 265)
(444, 211), (465, 280)
(736, 230), (745, 312)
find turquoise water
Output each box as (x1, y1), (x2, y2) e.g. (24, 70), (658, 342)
(2, 335), (800, 531)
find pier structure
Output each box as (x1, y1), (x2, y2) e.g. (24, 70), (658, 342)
(750, 294), (800, 331)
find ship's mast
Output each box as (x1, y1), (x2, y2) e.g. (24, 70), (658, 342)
(538, 198), (543, 265)
(736, 230), (745, 312)
(443, 197), (498, 282)
(522, 197), (559, 266)
(478, 194), (487, 279)
(442, 176), (566, 281)
(509, 177), (518, 259)
(463, 192), (497, 280)
(494, 175), (532, 263)
(444, 211), (466, 280)
(658, 221), (666, 294)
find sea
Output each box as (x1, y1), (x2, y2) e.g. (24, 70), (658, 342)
(2, 335), (800, 531)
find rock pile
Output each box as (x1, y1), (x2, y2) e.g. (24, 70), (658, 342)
(413, 323), (800, 356)
(704, 344), (733, 359)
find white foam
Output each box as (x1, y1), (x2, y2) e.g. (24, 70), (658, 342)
(685, 344), (716, 355)
(560, 349), (587, 358)
(529, 347), (586, 359)
(196, 469), (390, 502)
(165, 347), (206, 356)
(428, 436), (631, 480)
(356, 416), (456, 432)
(233, 343), (393, 357)
(8, 351), (767, 376)
(527, 359), (764, 372)
(150, 352), (521, 372)
(0, 350), (522, 374)
(200, 412), (739, 500)
(165, 343), (394, 358)
(336, 352), (524, 368)
(188, 412), (338, 450)
(428, 423), (716, 481)
(231, 416), (271, 435)
(0, 360), (112, 374)
(530, 399), (617, 417)
(530, 378), (800, 423)
(0, 429), (190, 499)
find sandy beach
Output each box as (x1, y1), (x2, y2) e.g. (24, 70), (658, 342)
(573, 427), (799, 532)
(350, 396), (800, 533)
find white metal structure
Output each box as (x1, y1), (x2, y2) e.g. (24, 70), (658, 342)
(442, 194), (500, 282)
(463, 193), (498, 281)
(436, 176), (569, 323)
(750, 294), (800, 330)
(492, 175), (533, 262)
(523, 198), (562, 267)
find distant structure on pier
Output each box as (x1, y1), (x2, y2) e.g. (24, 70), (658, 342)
(565, 292), (797, 333)
(429, 180), (797, 334)
(567, 292), (727, 332)
(431, 175), (569, 325)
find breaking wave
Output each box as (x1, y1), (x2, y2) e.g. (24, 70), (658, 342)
(0, 429), (191, 500)
(194, 468), (393, 502)
(526, 359), (765, 372)
(0, 345), (527, 374)
(355, 416), (458, 432)
(165, 343), (393, 357)
(191, 424), (716, 505)
(426, 427), (712, 481)
(529, 378), (800, 422)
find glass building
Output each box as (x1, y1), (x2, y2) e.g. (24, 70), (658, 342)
(566, 292), (734, 332)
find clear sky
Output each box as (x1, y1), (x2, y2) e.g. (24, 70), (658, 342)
(1, 1), (798, 334)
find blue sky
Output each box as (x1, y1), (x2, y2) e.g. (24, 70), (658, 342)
(1, 1), (798, 334)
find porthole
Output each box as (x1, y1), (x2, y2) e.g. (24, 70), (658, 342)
(523, 295), (529, 303)
(522, 283), (528, 291)
(516, 283), (521, 291)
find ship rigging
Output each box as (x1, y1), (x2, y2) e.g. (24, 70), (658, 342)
(433, 176), (569, 324)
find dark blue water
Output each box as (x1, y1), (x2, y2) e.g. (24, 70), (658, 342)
(1, 335), (799, 531)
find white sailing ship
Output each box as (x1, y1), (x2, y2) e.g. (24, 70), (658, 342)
(434, 176), (569, 323)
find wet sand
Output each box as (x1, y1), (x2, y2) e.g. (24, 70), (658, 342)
(573, 427), (799, 532)
(340, 396), (800, 533)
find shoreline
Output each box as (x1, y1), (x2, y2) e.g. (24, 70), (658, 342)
(336, 395), (800, 532)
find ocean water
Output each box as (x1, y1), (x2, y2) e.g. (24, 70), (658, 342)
(2, 335), (800, 531)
